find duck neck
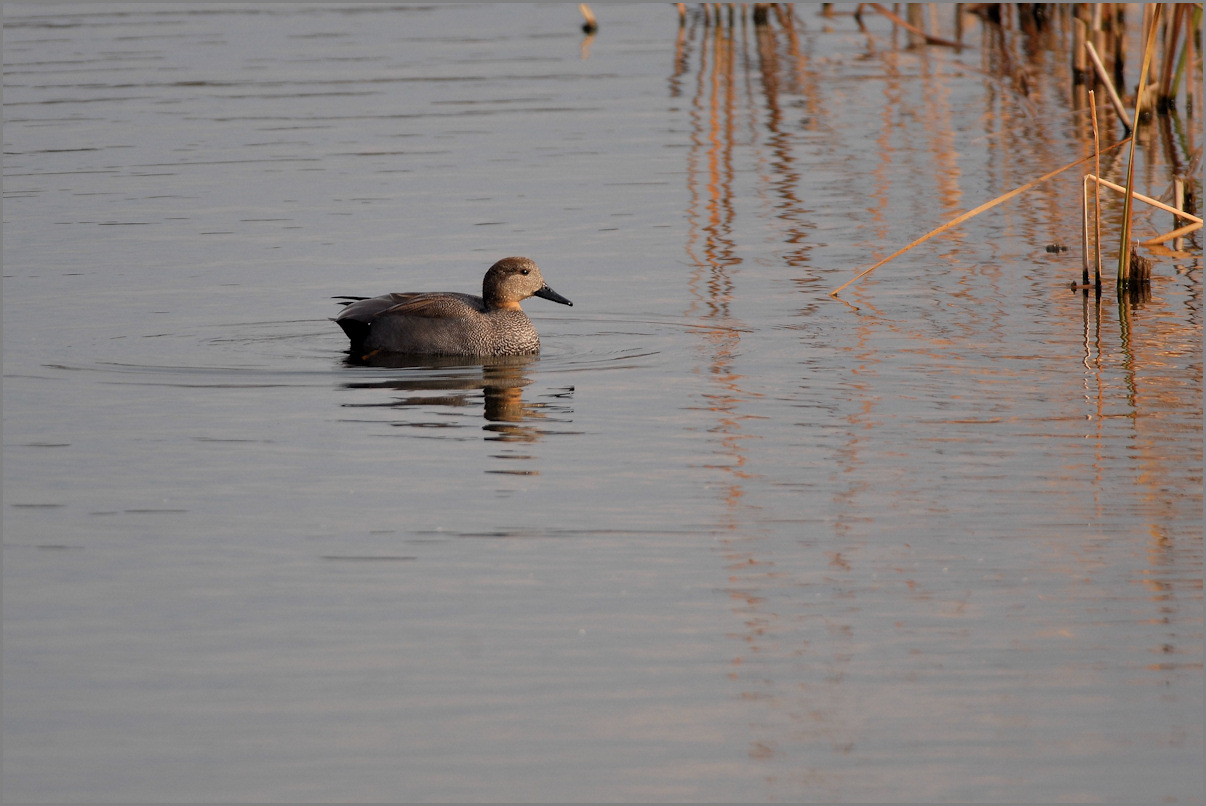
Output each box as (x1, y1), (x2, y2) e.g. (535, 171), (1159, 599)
(483, 283), (521, 311)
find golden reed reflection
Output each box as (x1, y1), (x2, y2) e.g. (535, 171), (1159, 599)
(676, 6), (832, 771)
(671, 4), (1200, 787)
(678, 7), (762, 528)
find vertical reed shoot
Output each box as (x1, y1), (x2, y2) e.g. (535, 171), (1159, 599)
(1116, 4), (1161, 288)
(1089, 90), (1103, 292)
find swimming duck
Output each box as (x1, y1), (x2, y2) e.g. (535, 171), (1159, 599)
(334, 256), (572, 357)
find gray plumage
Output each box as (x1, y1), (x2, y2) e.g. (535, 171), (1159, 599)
(334, 257), (572, 358)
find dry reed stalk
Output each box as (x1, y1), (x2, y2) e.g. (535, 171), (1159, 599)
(1116, 4), (1162, 287)
(1090, 90), (1103, 290)
(1137, 170), (1203, 246)
(1072, 12), (1085, 76)
(1085, 40), (1132, 128)
(1090, 4), (1108, 88)
(1087, 175), (1204, 223)
(1072, 13), (1089, 83)
(1167, 5), (1202, 105)
(1173, 177), (1185, 251)
(829, 138), (1131, 298)
(579, 3), (597, 34)
(867, 2), (967, 48)
(906, 3), (925, 48)
(1141, 222), (1203, 246)
(1157, 3), (1183, 109)
(1081, 175), (1092, 285)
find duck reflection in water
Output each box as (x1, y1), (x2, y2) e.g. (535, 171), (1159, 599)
(339, 353), (572, 440)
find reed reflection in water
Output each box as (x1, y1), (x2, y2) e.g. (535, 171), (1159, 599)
(663, 5), (1199, 799)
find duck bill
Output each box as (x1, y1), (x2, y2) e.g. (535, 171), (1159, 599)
(533, 284), (573, 306)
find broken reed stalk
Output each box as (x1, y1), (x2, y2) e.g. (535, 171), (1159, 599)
(1087, 175), (1204, 224)
(1143, 221), (1203, 246)
(579, 3), (597, 34)
(829, 138), (1131, 298)
(1084, 40), (1133, 129)
(1116, 4), (1162, 288)
(867, 2), (967, 49)
(1085, 172), (1203, 247)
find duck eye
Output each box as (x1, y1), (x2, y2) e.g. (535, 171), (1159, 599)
(520, 269), (530, 275)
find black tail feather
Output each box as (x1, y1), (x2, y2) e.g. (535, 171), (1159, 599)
(334, 316), (370, 354)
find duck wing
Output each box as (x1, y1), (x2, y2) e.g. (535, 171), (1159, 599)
(334, 292), (487, 353)
(335, 292), (483, 323)
(378, 292), (485, 319)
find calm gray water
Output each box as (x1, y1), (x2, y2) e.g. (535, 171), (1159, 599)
(3, 4), (1201, 802)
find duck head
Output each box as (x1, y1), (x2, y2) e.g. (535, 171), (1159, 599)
(483, 257), (573, 310)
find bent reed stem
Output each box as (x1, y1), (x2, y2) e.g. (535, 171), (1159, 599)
(829, 137), (1131, 299)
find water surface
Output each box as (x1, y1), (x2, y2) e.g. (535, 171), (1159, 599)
(3, 4), (1201, 802)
